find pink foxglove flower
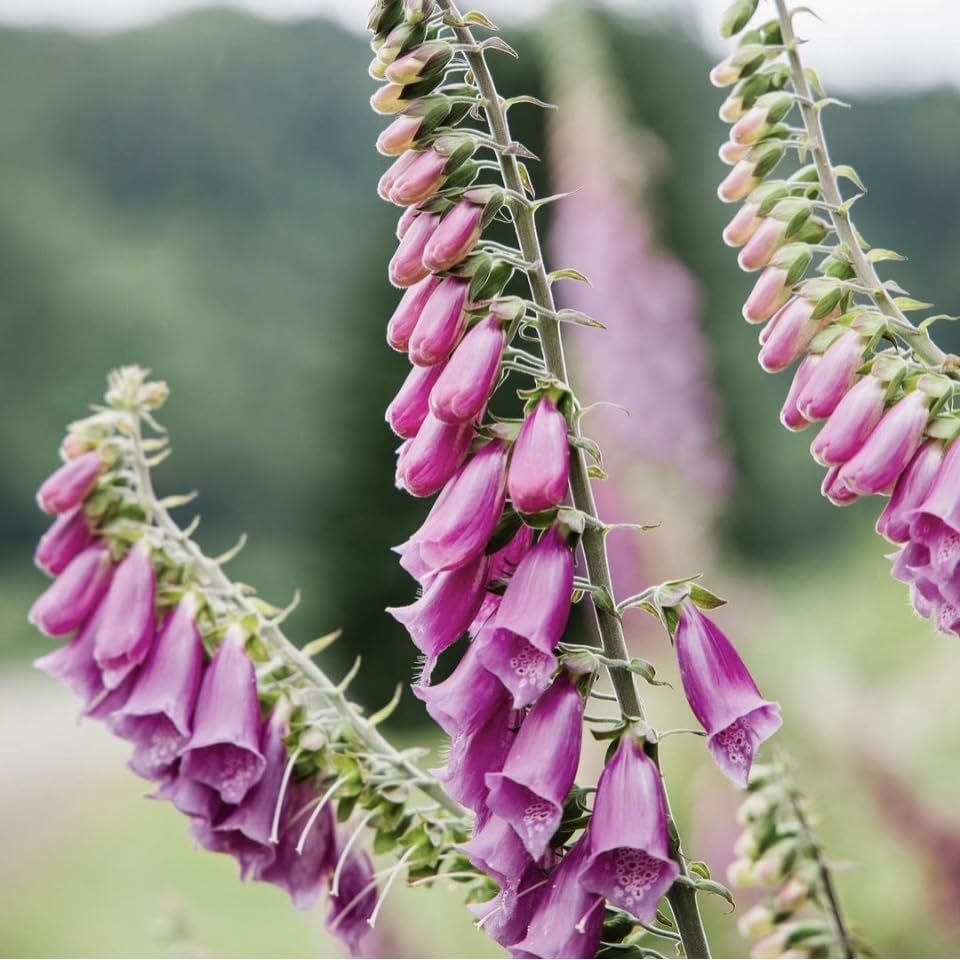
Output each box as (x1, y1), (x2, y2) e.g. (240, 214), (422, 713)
(743, 266), (790, 323)
(876, 440), (944, 543)
(395, 412), (473, 497)
(907, 439), (960, 575)
(429, 313), (505, 423)
(779, 355), (818, 432)
(180, 625), (266, 805)
(387, 274), (441, 351)
(738, 218), (785, 272)
(378, 149), (418, 200)
(325, 842), (377, 949)
(29, 540), (113, 637)
(386, 360), (445, 439)
(422, 199), (483, 272)
(33, 604), (106, 709)
(460, 812), (536, 894)
(397, 439), (506, 577)
(388, 209), (438, 287)
(675, 603), (782, 786)
(839, 390), (930, 495)
(34, 507), (93, 576)
(477, 526), (574, 708)
(387, 552), (488, 675)
(723, 201), (761, 247)
(485, 671), (583, 858)
(388, 146), (448, 205)
(810, 375), (887, 466)
(796, 329), (864, 420)
(758, 297), (822, 373)
(407, 276), (469, 366)
(412, 640), (508, 738)
(91, 541), (157, 689)
(507, 397), (570, 515)
(579, 736), (679, 922)
(109, 595), (203, 780)
(36, 450), (102, 514)
(376, 113), (424, 155)
(512, 836), (604, 959)
(437, 705), (517, 811)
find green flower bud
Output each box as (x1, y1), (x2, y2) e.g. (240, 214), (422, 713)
(367, 0), (404, 37)
(720, 0), (759, 38)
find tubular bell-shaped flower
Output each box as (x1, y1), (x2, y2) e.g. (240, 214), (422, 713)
(395, 411), (473, 497)
(429, 313), (505, 423)
(34, 507), (93, 576)
(29, 540), (113, 637)
(408, 276), (469, 366)
(386, 358), (445, 439)
(37, 449), (102, 514)
(180, 624), (266, 804)
(675, 602), (781, 786)
(507, 396), (570, 515)
(485, 671), (584, 858)
(580, 735), (679, 922)
(876, 440), (944, 544)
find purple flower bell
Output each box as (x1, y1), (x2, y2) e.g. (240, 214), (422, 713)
(387, 274), (441, 351)
(507, 397), (570, 515)
(395, 412), (473, 498)
(422, 199), (484, 272)
(579, 736), (679, 922)
(29, 540), (114, 637)
(326, 837), (377, 951)
(397, 439), (507, 577)
(92, 541), (157, 689)
(485, 671), (583, 859)
(35, 507), (93, 576)
(33, 602), (107, 709)
(179, 625), (266, 805)
(429, 313), (505, 423)
(907, 438), (960, 580)
(386, 361), (445, 439)
(674, 603), (781, 786)
(388, 209), (438, 287)
(387, 552), (488, 677)
(408, 276), (469, 366)
(796, 329), (864, 421)
(477, 526), (574, 708)
(460, 810), (536, 892)
(36, 450), (102, 514)
(810, 375), (886, 466)
(109, 594), (204, 780)
(512, 836), (604, 959)
(876, 440), (944, 544)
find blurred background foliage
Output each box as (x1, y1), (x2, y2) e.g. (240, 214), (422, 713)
(3, 5), (960, 958)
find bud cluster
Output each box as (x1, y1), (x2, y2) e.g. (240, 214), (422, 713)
(714, 0), (960, 637)
(30, 366), (474, 951)
(728, 757), (858, 959)
(368, 2), (784, 955)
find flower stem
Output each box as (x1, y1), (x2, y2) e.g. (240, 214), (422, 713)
(126, 409), (467, 821)
(774, 0), (946, 370)
(438, 3), (710, 954)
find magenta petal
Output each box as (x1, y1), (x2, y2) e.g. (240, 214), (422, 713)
(909, 437), (960, 542)
(33, 607), (105, 707)
(325, 842), (377, 949)
(150, 774), (219, 821)
(35, 507), (93, 576)
(507, 397), (570, 515)
(796, 330), (863, 420)
(467, 863), (547, 950)
(189, 817), (276, 881)
(396, 412), (473, 498)
(386, 361), (445, 439)
(36, 450), (101, 514)
(387, 274), (441, 351)
(412, 640), (508, 738)
(180, 626), (266, 804)
(429, 313), (505, 423)
(877, 441), (944, 543)
(675, 603), (781, 786)
(408, 276), (469, 366)
(810, 375), (886, 466)
(422, 200), (483, 272)
(512, 837), (604, 959)
(91, 542), (157, 689)
(110, 596), (204, 780)
(580, 737), (679, 923)
(388, 210), (438, 288)
(485, 673), (583, 858)
(758, 297), (821, 373)
(29, 541), (113, 637)
(460, 811), (535, 891)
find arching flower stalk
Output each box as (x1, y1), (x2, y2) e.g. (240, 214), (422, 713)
(728, 754), (860, 959)
(714, 0), (960, 635)
(368, 1), (783, 955)
(30, 366), (475, 954)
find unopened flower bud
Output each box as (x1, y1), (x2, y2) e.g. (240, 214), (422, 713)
(733, 828), (761, 860)
(370, 82), (407, 115)
(876, 439), (944, 543)
(422, 200), (484, 272)
(720, 0), (759, 38)
(738, 218), (786, 271)
(389, 147), (448, 205)
(796, 329), (864, 420)
(378, 149), (418, 200)
(367, 0), (404, 37)
(387, 274), (441, 350)
(403, 0), (432, 22)
(37, 450), (102, 515)
(408, 276), (469, 366)
(377, 113), (423, 155)
(389, 210), (438, 287)
(375, 18), (426, 65)
(752, 839), (796, 885)
(718, 159), (760, 202)
(724, 202), (762, 246)
(744, 266), (791, 323)
(731, 106), (773, 144)
(738, 904), (777, 940)
(810, 374), (887, 465)
(720, 139), (752, 165)
(719, 93), (746, 122)
(822, 463), (859, 505)
(780, 354), (818, 432)
(759, 297), (822, 373)
(396, 203), (418, 239)
(508, 396), (570, 514)
(773, 873), (814, 913)
(35, 508), (94, 577)
(396, 413), (473, 497)
(727, 857), (759, 887)
(29, 541), (114, 637)
(387, 360), (445, 438)
(386, 41), (452, 85)
(430, 313), (505, 423)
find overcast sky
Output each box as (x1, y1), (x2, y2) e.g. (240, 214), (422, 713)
(0, 0), (957, 92)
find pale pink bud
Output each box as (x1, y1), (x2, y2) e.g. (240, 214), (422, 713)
(723, 202), (761, 247)
(376, 114), (423, 156)
(719, 139), (751, 165)
(422, 200), (483, 272)
(758, 297), (820, 373)
(37, 450), (102, 515)
(507, 397), (570, 514)
(370, 82), (406, 115)
(387, 361), (445, 438)
(396, 204), (418, 239)
(822, 464), (859, 506)
(710, 58), (740, 88)
(387, 274), (441, 351)
(795, 330), (864, 420)
(839, 390), (930, 495)
(389, 147), (447, 206)
(719, 94), (745, 122)
(744, 266), (790, 323)
(396, 413), (473, 498)
(738, 218), (785, 272)
(35, 507), (93, 575)
(731, 106), (770, 144)
(429, 314), (505, 423)
(388, 210), (438, 287)
(779, 354), (819, 431)
(810, 375), (887, 466)
(377, 150), (417, 201)
(717, 160), (759, 203)
(408, 276), (469, 366)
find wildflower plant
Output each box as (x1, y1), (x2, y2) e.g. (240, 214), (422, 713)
(715, 0), (960, 637)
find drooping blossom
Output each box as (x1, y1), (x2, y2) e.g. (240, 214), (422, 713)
(29, 540), (114, 637)
(36, 450), (102, 514)
(507, 396), (570, 515)
(674, 602), (782, 786)
(429, 313), (505, 423)
(34, 507), (93, 576)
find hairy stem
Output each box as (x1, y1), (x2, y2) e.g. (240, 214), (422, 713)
(775, 0), (946, 369)
(439, 3), (710, 954)
(127, 411), (467, 821)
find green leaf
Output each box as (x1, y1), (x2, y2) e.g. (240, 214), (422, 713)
(692, 877), (737, 911)
(688, 860), (711, 880)
(804, 65), (825, 97)
(627, 657), (669, 687)
(867, 248), (907, 263)
(548, 267), (592, 285)
(893, 296), (935, 312)
(833, 164), (866, 191)
(462, 10), (498, 29)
